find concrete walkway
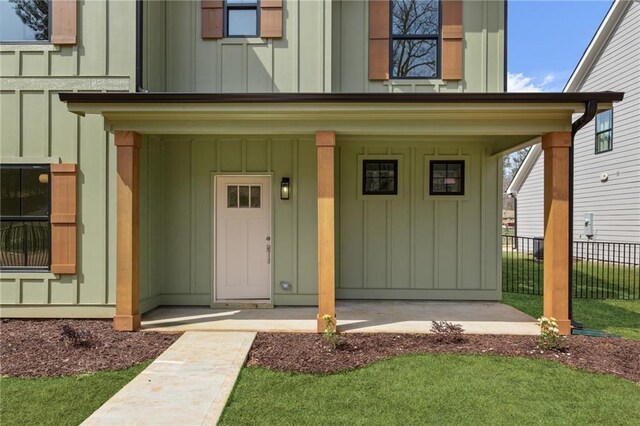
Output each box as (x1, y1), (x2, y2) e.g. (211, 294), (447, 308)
(82, 331), (255, 426)
(142, 300), (538, 335)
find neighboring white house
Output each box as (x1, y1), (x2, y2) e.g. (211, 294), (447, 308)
(507, 0), (640, 244)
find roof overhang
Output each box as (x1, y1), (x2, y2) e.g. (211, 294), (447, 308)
(59, 92), (624, 154)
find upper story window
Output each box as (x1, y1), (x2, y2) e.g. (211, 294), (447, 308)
(1, 165), (51, 270)
(226, 0), (259, 37)
(595, 109), (613, 154)
(0, 0), (50, 42)
(391, 0), (440, 79)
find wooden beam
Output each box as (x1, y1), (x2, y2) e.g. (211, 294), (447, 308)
(113, 131), (142, 332)
(316, 131), (336, 332)
(542, 131), (572, 335)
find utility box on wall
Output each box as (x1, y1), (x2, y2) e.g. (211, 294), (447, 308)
(584, 213), (594, 239)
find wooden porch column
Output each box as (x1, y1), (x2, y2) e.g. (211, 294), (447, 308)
(542, 131), (572, 335)
(113, 131), (142, 331)
(316, 131), (336, 332)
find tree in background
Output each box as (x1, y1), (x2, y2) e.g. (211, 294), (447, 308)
(503, 148), (529, 211)
(9, 0), (49, 41)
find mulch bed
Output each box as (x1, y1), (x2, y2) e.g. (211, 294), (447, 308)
(247, 333), (640, 382)
(0, 319), (181, 378)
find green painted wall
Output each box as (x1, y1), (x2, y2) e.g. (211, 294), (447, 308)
(150, 136), (501, 306)
(332, 0), (505, 93)
(146, 0), (505, 93)
(145, 136), (319, 306)
(145, 0), (333, 92)
(0, 0), (136, 316)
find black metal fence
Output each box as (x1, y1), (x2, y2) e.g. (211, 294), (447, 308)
(502, 235), (640, 300)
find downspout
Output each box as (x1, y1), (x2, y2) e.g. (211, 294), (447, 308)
(569, 99), (598, 331)
(135, 0), (146, 93)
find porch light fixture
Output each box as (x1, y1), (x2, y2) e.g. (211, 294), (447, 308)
(280, 177), (290, 200)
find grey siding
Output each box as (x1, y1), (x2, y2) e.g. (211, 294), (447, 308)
(516, 0), (640, 244)
(515, 151), (544, 239)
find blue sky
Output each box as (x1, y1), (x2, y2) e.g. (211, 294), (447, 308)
(508, 0), (613, 92)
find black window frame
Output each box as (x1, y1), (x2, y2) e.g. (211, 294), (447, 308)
(0, 164), (51, 271)
(594, 109), (613, 154)
(224, 0), (260, 38)
(0, 0), (52, 43)
(390, 0), (441, 79)
(429, 160), (465, 196)
(362, 159), (399, 196)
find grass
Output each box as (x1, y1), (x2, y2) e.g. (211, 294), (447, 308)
(220, 354), (640, 425)
(0, 361), (151, 426)
(502, 292), (640, 341)
(501, 252), (640, 299)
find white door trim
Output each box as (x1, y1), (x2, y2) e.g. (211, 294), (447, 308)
(211, 174), (273, 305)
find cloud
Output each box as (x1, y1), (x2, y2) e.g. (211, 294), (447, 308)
(507, 72), (557, 92)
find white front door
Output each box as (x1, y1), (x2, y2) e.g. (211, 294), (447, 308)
(215, 176), (271, 300)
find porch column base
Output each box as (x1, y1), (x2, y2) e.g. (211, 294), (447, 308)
(542, 131), (572, 336)
(113, 314), (141, 332)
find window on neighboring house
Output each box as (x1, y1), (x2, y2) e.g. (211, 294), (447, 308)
(595, 109), (613, 154)
(225, 0), (259, 37)
(391, 0), (440, 78)
(0, 0), (50, 42)
(429, 160), (464, 195)
(363, 160), (398, 195)
(0, 165), (51, 270)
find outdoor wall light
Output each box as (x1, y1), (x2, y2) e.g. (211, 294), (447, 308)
(280, 177), (290, 200)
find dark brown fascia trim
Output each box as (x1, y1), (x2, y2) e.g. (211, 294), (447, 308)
(58, 92), (624, 104)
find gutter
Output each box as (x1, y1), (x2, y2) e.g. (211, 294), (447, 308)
(135, 0), (146, 93)
(569, 100), (598, 331)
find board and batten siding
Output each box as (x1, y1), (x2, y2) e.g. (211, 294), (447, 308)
(337, 139), (502, 300)
(144, 0), (332, 92)
(515, 1), (640, 244)
(147, 137), (502, 306)
(0, 0), (136, 316)
(331, 0), (505, 93)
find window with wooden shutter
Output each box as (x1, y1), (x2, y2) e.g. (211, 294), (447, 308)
(201, 0), (283, 39)
(202, 0), (224, 39)
(50, 163), (77, 275)
(441, 0), (463, 80)
(52, 0), (77, 45)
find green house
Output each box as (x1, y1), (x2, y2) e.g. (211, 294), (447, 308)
(0, 0), (622, 334)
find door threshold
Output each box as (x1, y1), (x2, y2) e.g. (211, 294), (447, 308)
(211, 301), (274, 309)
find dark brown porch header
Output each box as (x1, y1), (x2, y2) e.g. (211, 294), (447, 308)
(59, 92), (624, 104)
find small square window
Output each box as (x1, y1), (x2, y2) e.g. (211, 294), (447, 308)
(595, 109), (613, 154)
(429, 160), (465, 196)
(0, 0), (51, 42)
(225, 0), (258, 37)
(363, 160), (398, 195)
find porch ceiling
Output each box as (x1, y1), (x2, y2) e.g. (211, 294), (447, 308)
(59, 92), (623, 154)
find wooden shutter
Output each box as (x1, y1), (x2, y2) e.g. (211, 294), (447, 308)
(50, 163), (77, 275)
(202, 0), (223, 39)
(51, 0), (77, 45)
(369, 0), (390, 80)
(260, 0), (283, 38)
(441, 0), (463, 80)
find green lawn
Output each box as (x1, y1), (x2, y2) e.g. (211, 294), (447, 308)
(220, 354), (640, 425)
(0, 361), (150, 426)
(502, 252), (640, 299)
(502, 292), (640, 341)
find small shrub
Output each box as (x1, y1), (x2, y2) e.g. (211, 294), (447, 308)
(537, 316), (565, 351)
(321, 314), (341, 350)
(60, 324), (94, 348)
(430, 321), (466, 343)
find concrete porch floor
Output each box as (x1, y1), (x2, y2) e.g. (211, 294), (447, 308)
(142, 301), (539, 335)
